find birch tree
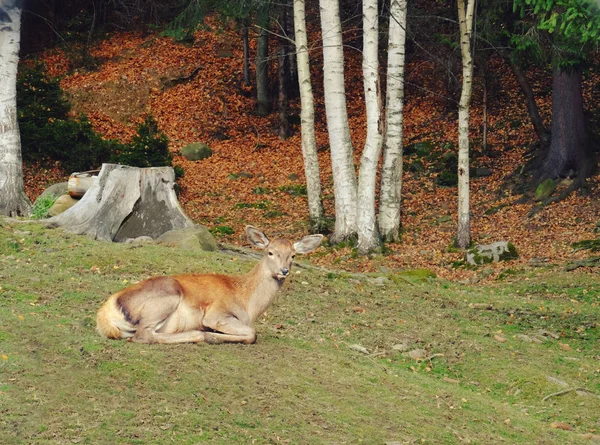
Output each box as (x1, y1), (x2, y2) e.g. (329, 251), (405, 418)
(356, 0), (383, 254)
(319, 0), (357, 242)
(0, 0), (31, 217)
(378, 0), (407, 243)
(293, 0), (326, 232)
(456, 0), (475, 248)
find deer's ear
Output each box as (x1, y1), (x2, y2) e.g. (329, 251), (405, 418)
(246, 225), (270, 249)
(294, 234), (324, 254)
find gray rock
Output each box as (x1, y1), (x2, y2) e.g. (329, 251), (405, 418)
(37, 182), (68, 201)
(407, 349), (427, 360)
(368, 276), (390, 286)
(516, 334), (533, 343)
(466, 241), (519, 266)
(180, 142), (213, 161)
(157, 225), (217, 251)
(47, 195), (79, 217)
(124, 236), (154, 244)
(471, 167), (492, 177)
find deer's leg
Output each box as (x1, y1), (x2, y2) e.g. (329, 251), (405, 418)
(202, 315), (257, 344)
(132, 318), (255, 345)
(132, 329), (208, 344)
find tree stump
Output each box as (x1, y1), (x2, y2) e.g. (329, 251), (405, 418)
(46, 164), (193, 242)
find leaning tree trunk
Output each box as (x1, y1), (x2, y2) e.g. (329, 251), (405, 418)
(508, 57), (550, 147)
(379, 0), (407, 243)
(0, 2), (31, 217)
(536, 67), (593, 185)
(319, 0), (358, 242)
(256, 25), (271, 116)
(47, 164), (193, 242)
(456, 0), (475, 249)
(293, 0), (326, 232)
(356, 0), (383, 254)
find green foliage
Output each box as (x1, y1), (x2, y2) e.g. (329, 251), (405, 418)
(17, 62), (70, 125)
(514, 0), (600, 66)
(163, 1), (214, 41)
(31, 195), (58, 220)
(18, 64), (175, 174)
(210, 225), (235, 235)
(437, 171), (458, 187)
(110, 116), (172, 168)
(18, 63), (115, 172)
(173, 165), (185, 179)
(534, 178), (556, 200)
(571, 238), (600, 252)
(278, 184), (307, 196)
(234, 200), (270, 210)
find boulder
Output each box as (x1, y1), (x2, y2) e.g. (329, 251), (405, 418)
(466, 241), (519, 266)
(157, 225), (217, 251)
(37, 182), (68, 201)
(47, 194), (79, 217)
(181, 142), (213, 161)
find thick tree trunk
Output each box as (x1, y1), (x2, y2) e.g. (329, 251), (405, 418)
(456, 0), (475, 249)
(508, 58), (551, 147)
(536, 67), (594, 184)
(379, 0), (407, 243)
(47, 164), (192, 242)
(319, 0), (357, 242)
(293, 0), (326, 232)
(0, 2), (31, 217)
(357, 0), (383, 254)
(256, 26), (271, 116)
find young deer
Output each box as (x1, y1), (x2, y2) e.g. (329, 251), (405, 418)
(96, 226), (323, 344)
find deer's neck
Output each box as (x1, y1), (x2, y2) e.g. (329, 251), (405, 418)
(243, 261), (285, 323)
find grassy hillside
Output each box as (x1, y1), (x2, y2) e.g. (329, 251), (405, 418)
(1, 220), (598, 444)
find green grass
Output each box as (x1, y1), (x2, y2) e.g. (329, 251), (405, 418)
(0, 220), (599, 444)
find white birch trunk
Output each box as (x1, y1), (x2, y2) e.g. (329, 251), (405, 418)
(293, 0), (325, 232)
(378, 0), (407, 243)
(356, 0), (383, 254)
(319, 0), (358, 242)
(456, 0), (475, 248)
(0, 2), (31, 217)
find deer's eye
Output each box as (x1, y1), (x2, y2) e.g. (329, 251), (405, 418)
(268, 251), (274, 256)
(291, 255), (296, 260)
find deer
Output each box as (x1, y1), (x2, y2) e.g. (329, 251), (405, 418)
(96, 226), (323, 345)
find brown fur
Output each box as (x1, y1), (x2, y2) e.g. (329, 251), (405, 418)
(96, 226), (323, 344)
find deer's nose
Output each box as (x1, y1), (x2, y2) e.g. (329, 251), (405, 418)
(280, 268), (289, 276)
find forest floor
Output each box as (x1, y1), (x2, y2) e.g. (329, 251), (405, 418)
(23, 19), (600, 282)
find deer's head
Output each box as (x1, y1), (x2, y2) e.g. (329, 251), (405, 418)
(246, 226), (323, 280)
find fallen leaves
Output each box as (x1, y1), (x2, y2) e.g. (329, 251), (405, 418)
(551, 421), (573, 431)
(26, 22), (600, 282)
(493, 334), (507, 343)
